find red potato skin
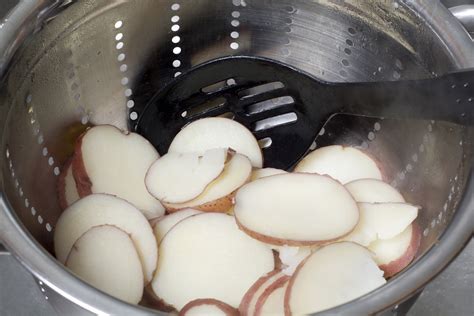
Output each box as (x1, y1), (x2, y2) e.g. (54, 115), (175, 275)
(141, 284), (177, 313)
(235, 216), (355, 247)
(283, 242), (362, 316)
(57, 158), (77, 210)
(164, 192), (235, 213)
(380, 222), (421, 278)
(239, 270), (281, 316)
(179, 298), (239, 316)
(254, 276), (290, 316)
(71, 131), (94, 198)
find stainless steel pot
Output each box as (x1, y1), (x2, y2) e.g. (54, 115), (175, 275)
(0, 1), (473, 315)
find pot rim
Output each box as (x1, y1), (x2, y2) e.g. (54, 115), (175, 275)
(0, 1), (472, 315)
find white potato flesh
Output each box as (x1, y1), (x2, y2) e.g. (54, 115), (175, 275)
(63, 163), (80, 206)
(343, 202), (419, 246)
(54, 194), (158, 283)
(234, 173), (359, 244)
(184, 304), (227, 316)
(164, 153), (251, 209)
(152, 213), (274, 310)
(154, 208), (202, 244)
(250, 168), (287, 181)
(146, 149), (228, 204)
(77, 125), (164, 219)
(278, 246), (312, 276)
(168, 117), (263, 167)
(294, 145), (382, 184)
(287, 242), (386, 314)
(257, 281), (288, 316)
(346, 179), (405, 203)
(66, 226), (143, 304)
(368, 224), (413, 265)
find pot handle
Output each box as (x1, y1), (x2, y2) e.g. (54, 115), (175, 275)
(449, 5), (474, 37)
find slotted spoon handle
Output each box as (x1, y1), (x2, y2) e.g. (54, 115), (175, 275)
(330, 70), (474, 125)
(136, 56), (472, 170)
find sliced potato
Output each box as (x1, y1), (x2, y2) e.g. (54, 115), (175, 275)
(346, 179), (405, 203)
(154, 208), (202, 244)
(342, 202), (419, 246)
(239, 271), (287, 316)
(278, 246), (312, 276)
(369, 223), (421, 277)
(168, 117), (263, 167)
(66, 225), (143, 304)
(164, 153), (252, 212)
(152, 213), (275, 310)
(294, 145), (382, 184)
(72, 125), (165, 219)
(234, 173), (359, 246)
(250, 168), (287, 181)
(179, 298), (239, 316)
(57, 159), (80, 210)
(146, 149), (228, 204)
(54, 194), (157, 283)
(285, 242), (386, 315)
(255, 278), (289, 316)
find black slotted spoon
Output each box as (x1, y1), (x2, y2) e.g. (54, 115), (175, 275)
(135, 56), (473, 170)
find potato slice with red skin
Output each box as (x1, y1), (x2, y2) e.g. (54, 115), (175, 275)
(65, 225), (143, 304)
(154, 208), (202, 244)
(142, 284), (176, 313)
(294, 145), (383, 184)
(285, 242), (386, 315)
(146, 149), (229, 204)
(168, 117), (263, 167)
(57, 159), (80, 210)
(152, 213), (274, 310)
(54, 194), (158, 283)
(254, 278), (289, 316)
(342, 202), (419, 246)
(234, 173), (359, 246)
(72, 125), (164, 219)
(250, 168), (287, 181)
(239, 271), (287, 316)
(179, 299), (239, 316)
(164, 153), (252, 213)
(369, 223), (421, 277)
(345, 179), (405, 203)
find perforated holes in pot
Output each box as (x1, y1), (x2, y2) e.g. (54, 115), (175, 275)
(113, 19), (138, 122)
(6, 145), (53, 233)
(65, 52), (90, 125)
(230, 4), (241, 51)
